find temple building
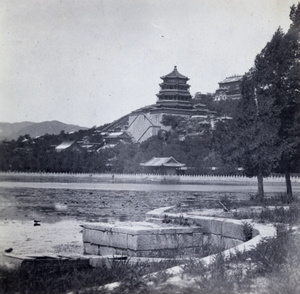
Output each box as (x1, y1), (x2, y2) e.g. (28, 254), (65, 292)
(127, 66), (213, 142)
(140, 157), (186, 175)
(214, 75), (243, 101)
(156, 65), (192, 109)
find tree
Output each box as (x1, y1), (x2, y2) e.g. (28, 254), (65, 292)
(214, 70), (281, 202)
(275, 4), (300, 202)
(215, 5), (300, 202)
(252, 4), (300, 202)
(238, 72), (281, 201)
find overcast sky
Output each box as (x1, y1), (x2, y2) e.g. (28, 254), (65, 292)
(0, 0), (297, 127)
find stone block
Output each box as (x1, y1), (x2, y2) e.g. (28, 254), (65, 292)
(129, 248), (178, 258)
(114, 248), (128, 256)
(83, 228), (109, 244)
(104, 231), (128, 248)
(83, 242), (99, 255)
(222, 237), (243, 249)
(92, 230), (112, 246)
(191, 218), (212, 233)
(83, 219), (251, 258)
(208, 234), (222, 247)
(98, 246), (117, 256)
(192, 233), (203, 247)
(129, 249), (138, 257)
(135, 233), (180, 251)
(208, 219), (223, 235)
(162, 234), (180, 249)
(177, 233), (194, 248)
(222, 221), (245, 241)
(127, 234), (138, 250)
(128, 232), (197, 251)
(190, 226), (203, 234)
(203, 234), (210, 245)
(82, 228), (93, 243)
(131, 234), (160, 251)
(85, 229), (104, 245)
(85, 229), (128, 248)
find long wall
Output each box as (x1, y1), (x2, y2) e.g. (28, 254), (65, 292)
(0, 171), (299, 184)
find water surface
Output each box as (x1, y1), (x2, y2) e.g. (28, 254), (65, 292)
(0, 181), (296, 192)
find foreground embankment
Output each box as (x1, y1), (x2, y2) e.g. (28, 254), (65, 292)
(1, 182), (299, 294)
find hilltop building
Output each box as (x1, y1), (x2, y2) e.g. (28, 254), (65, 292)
(126, 66), (214, 142)
(97, 131), (132, 151)
(214, 75), (243, 101)
(55, 141), (83, 153)
(77, 142), (102, 153)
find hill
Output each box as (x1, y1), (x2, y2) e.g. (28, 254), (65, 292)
(0, 121), (87, 141)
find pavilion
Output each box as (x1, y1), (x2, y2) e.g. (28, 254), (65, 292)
(140, 157), (186, 175)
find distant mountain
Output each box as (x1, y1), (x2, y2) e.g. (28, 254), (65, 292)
(0, 121), (87, 141)
(0, 122), (34, 140)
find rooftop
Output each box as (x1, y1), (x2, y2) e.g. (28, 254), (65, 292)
(55, 141), (76, 150)
(141, 157), (185, 167)
(219, 75), (243, 84)
(106, 131), (124, 138)
(161, 66), (189, 80)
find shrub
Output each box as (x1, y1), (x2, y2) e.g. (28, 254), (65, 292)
(182, 252), (251, 294)
(218, 194), (234, 211)
(242, 221), (253, 241)
(259, 205), (300, 224)
(248, 225), (290, 274)
(266, 232), (300, 294)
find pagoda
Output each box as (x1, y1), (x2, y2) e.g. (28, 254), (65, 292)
(124, 66), (214, 142)
(156, 66), (193, 109)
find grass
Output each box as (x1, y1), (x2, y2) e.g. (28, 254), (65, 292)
(0, 258), (183, 294)
(145, 225), (300, 294)
(232, 202), (300, 224)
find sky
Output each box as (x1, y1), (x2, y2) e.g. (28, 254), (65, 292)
(0, 0), (297, 128)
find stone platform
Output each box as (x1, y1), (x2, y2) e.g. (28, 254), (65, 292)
(82, 221), (203, 258)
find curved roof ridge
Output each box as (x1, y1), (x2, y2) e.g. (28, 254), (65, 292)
(140, 156), (185, 167)
(161, 66), (189, 80)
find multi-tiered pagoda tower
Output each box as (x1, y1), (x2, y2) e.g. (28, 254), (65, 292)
(127, 66), (213, 142)
(156, 66), (192, 109)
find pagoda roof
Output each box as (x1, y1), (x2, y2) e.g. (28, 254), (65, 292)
(156, 101), (193, 108)
(159, 82), (190, 87)
(157, 91), (192, 96)
(161, 66), (189, 80)
(219, 75), (243, 84)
